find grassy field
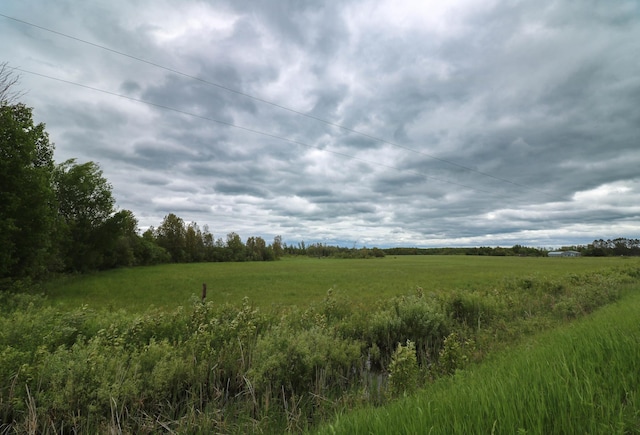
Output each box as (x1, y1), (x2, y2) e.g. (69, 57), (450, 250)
(42, 255), (636, 312)
(3, 255), (638, 433)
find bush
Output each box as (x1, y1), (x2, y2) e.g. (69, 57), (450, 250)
(356, 294), (448, 368)
(249, 325), (361, 398)
(435, 332), (476, 376)
(387, 340), (419, 398)
(445, 291), (495, 329)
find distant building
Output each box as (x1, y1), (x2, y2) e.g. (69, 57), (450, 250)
(548, 250), (581, 257)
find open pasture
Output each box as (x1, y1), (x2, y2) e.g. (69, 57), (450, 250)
(43, 255), (636, 312)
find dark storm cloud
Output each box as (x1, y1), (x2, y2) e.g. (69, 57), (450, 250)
(2, 0), (639, 247)
(214, 181), (270, 198)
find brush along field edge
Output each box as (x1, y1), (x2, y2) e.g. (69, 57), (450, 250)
(318, 288), (640, 434)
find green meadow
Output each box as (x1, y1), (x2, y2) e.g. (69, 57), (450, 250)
(43, 255), (632, 312)
(2, 255), (639, 433)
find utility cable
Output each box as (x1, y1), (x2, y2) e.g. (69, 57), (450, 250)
(1, 12), (553, 198)
(14, 66), (517, 199)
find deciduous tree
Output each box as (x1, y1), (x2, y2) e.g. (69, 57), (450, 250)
(0, 99), (57, 279)
(272, 235), (283, 259)
(226, 232), (246, 262)
(53, 159), (116, 271)
(156, 213), (187, 262)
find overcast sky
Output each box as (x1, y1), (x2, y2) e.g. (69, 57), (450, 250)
(2, 0), (639, 248)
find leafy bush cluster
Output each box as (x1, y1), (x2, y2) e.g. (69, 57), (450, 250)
(317, 285), (640, 435)
(0, 267), (637, 433)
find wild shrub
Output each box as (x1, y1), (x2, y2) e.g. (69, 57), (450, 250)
(0, 288), (46, 313)
(551, 271), (622, 319)
(353, 294), (448, 369)
(444, 291), (495, 329)
(386, 340), (419, 398)
(249, 325), (361, 399)
(250, 326), (312, 397)
(320, 288), (353, 323)
(0, 346), (31, 422)
(621, 265), (640, 279)
(435, 332), (476, 376)
(34, 338), (128, 420)
(0, 302), (95, 355)
(115, 307), (189, 348)
(136, 339), (194, 412)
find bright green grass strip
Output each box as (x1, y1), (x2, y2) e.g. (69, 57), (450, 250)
(42, 256), (637, 312)
(316, 289), (640, 434)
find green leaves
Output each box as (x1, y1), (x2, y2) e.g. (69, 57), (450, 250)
(0, 102), (56, 279)
(387, 340), (419, 398)
(53, 159), (116, 272)
(155, 213), (187, 263)
(54, 159), (114, 228)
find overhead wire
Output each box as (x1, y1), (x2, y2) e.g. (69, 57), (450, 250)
(0, 12), (553, 198)
(14, 66), (507, 198)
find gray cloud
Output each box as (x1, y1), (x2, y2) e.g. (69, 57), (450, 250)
(2, 0), (639, 248)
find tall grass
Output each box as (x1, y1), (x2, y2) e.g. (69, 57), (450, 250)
(316, 288), (640, 434)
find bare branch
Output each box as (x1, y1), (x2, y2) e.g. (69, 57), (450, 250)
(0, 62), (25, 105)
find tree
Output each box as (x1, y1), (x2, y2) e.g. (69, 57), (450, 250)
(246, 236), (271, 261)
(100, 209), (139, 268)
(226, 232), (246, 262)
(156, 213), (186, 262)
(54, 159), (116, 271)
(246, 236), (257, 260)
(137, 226), (170, 265)
(185, 222), (205, 262)
(0, 99), (57, 279)
(202, 225), (215, 261)
(0, 62), (24, 105)
(272, 235), (283, 259)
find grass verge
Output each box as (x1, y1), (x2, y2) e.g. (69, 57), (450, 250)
(316, 287), (640, 434)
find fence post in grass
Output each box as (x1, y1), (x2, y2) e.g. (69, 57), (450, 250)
(202, 283), (207, 301)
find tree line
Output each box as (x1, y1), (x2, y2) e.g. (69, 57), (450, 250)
(1, 64), (390, 286)
(0, 65), (290, 286)
(562, 238), (640, 257)
(382, 245), (549, 257)
(143, 214), (284, 264)
(281, 241), (386, 258)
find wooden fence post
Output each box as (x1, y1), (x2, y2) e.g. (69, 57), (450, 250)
(202, 283), (207, 301)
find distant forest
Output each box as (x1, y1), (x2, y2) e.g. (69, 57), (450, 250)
(384, 239), (640, 257)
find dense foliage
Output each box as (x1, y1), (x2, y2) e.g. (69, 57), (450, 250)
(318, 286), (640, 434)
(0, 102), (57, 279)
(1, 266), (638, 433)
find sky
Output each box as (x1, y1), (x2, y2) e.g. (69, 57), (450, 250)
(2, 0), (639, 249)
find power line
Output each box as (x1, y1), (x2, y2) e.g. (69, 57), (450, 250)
(1, 12), (552, 198)
(15, 66), (510, 199)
